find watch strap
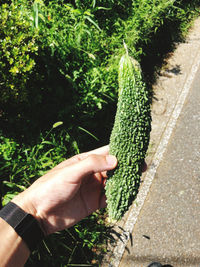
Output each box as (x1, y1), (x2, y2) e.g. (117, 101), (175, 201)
(0, 202), (45, 251)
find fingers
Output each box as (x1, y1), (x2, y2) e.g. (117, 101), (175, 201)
(85, 145), (109, 156)
(70, 145), (109, 163)
(66, 145), (110, 166)
(63, 154), (117, 184)
(81, 154), (117, 175)
(51, 145), (109, 171)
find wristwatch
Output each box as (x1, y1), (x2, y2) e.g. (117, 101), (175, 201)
(0, 202), (45, 251)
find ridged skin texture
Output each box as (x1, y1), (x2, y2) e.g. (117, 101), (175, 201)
(105, 53), (151, 221)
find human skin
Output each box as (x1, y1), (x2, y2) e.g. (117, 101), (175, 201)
(0, 146), (117, 267)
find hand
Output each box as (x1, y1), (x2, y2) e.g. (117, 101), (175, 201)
(12, 146), (117, 235)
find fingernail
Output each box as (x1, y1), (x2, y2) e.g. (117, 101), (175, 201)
(106, 155), (117, 167)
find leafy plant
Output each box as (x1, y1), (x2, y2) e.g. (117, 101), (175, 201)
(0, 1), (39, 103)
(0, 122), (69, 205)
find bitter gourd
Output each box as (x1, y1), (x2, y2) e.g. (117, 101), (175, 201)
(105, 47), (151, 221)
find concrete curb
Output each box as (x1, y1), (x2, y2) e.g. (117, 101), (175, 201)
(102, 18), (200, 267)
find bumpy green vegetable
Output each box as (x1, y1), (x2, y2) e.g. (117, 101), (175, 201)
(105, 48), (151, 221)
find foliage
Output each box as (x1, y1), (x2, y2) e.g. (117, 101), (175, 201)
(0, 1), (38, 103)
(25, 211), (109, 266)
(0, 123), (69, 205)
(0, 0), (199, 143)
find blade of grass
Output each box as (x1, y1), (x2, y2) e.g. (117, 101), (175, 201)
(78, 127), (99, 141)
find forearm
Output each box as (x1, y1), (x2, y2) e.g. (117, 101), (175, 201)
(0, 218), (30, 267)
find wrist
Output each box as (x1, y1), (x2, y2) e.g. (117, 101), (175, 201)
(0, 201), (45, 252)
(12, 192), (46, 235)
(0, 217), (30, 266)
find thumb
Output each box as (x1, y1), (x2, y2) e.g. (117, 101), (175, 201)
(65, 154), (117, 183)
(81, 154), (118, 174)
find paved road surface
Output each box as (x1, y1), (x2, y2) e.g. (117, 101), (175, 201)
(119, 64), (200, 267)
